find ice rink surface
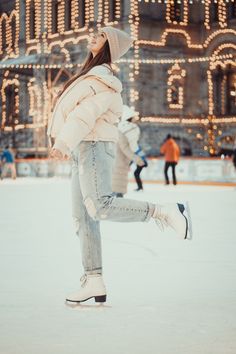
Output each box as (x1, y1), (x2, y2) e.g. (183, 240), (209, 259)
(0, 178), (236, 354)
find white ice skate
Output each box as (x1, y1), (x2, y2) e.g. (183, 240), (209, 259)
(153, 202), (192, 240)
(66, 274), (107, 303)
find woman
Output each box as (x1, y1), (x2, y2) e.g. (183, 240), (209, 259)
(112, 105), (145, 197)
(48, 27), (192, 304)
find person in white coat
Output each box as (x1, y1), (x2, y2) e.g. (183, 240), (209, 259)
(112, 105), (147, 197)
(48, 27), (192, 304)
(112, 105), (145, 197)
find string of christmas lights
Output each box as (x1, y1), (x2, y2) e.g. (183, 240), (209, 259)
(0, 52), (234, 69)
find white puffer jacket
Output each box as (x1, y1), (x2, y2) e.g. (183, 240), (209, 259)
(112, 121), (141, 194)
(47, 64), (123, 155)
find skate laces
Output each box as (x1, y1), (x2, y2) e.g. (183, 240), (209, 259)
(80, 274), (87, 287)
(153, 205), (168, 232)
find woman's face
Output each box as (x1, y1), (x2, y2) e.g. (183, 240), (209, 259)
(87, 30), (107, 57)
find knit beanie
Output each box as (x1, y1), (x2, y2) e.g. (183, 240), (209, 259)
(102, 27), (133, 62)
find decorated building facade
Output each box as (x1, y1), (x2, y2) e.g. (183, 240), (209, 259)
(0, 0), (236, 157)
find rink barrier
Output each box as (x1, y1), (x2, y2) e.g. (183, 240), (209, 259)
(14, 157), (236, 183)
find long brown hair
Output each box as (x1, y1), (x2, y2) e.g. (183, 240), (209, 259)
(57, 40), (112, 100)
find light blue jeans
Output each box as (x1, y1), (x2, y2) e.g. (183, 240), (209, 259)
(71, 141), (155, 275)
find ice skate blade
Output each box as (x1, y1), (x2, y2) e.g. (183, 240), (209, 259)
(185, 201), (193, 240)
(177, 202), (193, 240)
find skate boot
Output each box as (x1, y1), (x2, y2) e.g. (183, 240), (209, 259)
(153, 202), (192, 240)
(66, 274), (107, 303)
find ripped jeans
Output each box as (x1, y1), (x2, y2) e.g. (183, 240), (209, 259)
(71, 141), (155, 275)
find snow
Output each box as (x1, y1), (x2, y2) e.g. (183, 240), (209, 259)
(0, 178), (236, 354)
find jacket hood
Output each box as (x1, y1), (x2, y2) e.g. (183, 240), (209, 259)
(86, 65), (122, 93)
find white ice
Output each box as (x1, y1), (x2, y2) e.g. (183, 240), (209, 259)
(0, 178), (236, 354)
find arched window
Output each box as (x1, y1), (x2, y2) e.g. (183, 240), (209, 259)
(109, 0), (121, 22)
(210, 1), (227, 28)
(229, 1), (236, 19)
(65, 0), (72, 31)
(212, 2), (219, 22)
(213, 64), (236, 116)
(167, 64), (186, 110)
(78, 0), (85, 28)
(52, 0), (59, 34)
(169, 0), (183, 23)
(225, 65), (236, 115)
(11, 14), (16, 50)
(30, 0), (36, 39)
(166, 0), (188, 26)
(1, 18), (7, 51)
(5, 85), (16, 126)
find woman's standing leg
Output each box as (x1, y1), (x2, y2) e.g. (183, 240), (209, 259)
(71, 150), (103, 275)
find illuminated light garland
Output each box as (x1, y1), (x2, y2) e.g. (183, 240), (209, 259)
(47, 34), (89, 55)
(71, 0), (78, 31)
(47, 0), (64, 38)
(166, 0), (188, 26)
(207, 70), (214, 115)
(0, 53), (234, 69)
(130, 88), (139, 103)
(59, 0), (66, 33)
(89, 0), (95, 23)
(221, 74), (227, 115)
(129, 0), (140, 106)
(42, 0), (48, 53)
(2, 122), (47, 132)
(213, 43), (236, 57)
(204, 0), (211, 30)
(218, 0), (227, 29)
(9, 9), (20, 57)
(25, 45), (40, 55)
(101, 0), (121, 26)
(104, 0), (110, 24)
(203, 0), (227, 30)
(138, 0), (236, 2)
(140, 116), (236, 124)
(137, 29), (236, 49)
(97, 0), (103, 28)
(210, 58), (236, 70)
(167, 63), (186, 109)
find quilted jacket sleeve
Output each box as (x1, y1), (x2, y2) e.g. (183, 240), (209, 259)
(54, 90), (113, 152)
(125, 124), (140, 152)
(118, 133), (135, 161)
